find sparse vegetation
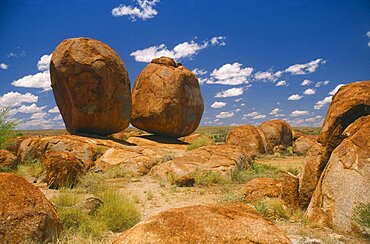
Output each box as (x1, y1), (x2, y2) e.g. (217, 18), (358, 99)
(0, 107), (19, 150)
(353, 203), (370, 229)
(207, 129), (228, 143)
(17, 159), (44, 178)
(231, 163), (281, 184)
(219, 189), (245, 204)
(186, 137), (210, 151)
(254, 198), (290, 221)
(192, 170), (226, 186)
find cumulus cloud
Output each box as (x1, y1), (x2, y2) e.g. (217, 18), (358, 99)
(285, 58), (326, 75)
(37, 54), (52, 71)
(288, 94), (303, 100)
(48, 106), (60, 113)
(215, 87), (244, 98)
(0, 92), (38, 107)
(275, 80), (288, 87)
(329, 84), (345, 95)
(12, 71), (51, 91)
(112, 0), (160, 21)
(192, 68), (207, 76)
(254, 70), (282, 82)
(244, 111), (259, 117)
(291, 110), (309, 117)
(131, 36), (226, 62)
(206, 63), (253, 85)
(269, 108), (280, 115)
(252, 114), (266, 119)
(30, 112), (47, 120)
(211, 101), (226, 109)
(314, 96), (332, 110)
(216, 111), (235, 119)
(234, 98), (243, 102)
(315, 80), (330, 87)
(301, 79), (312, 86)
(210, 36), (226, 46)
(17, 103), (46, 114)
(303, 88), (315, 95)
(0, 63), (9, 70)
(367, 31), (370, 47)
(305, 115), (322, 123)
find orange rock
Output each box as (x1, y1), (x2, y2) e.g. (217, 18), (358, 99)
(292, 135), (317, 155)
(131, 56), (204, 138)
(113, 203), (291, 244)
(0, 173), (62, 242)
(0, 149), (16, 168)
(226, 124), (269, 158)
(50, 37), (131, 136)
(259, 120), (293, 149)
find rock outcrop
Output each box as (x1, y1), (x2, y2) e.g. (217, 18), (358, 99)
(259, 120), (293, 149)
(306, 115), (370, 233)
(293, 135), (317, 155)
(150, 145), (252, 184)
(114, 203), (291, 244)
(299, 81), (370, 207)
(0, 149), (16, 168)
(50, 37), (131, 136)
(131, 56), (204, 138)
(0, 173), (62, 243)
(226, 125), (269, 157)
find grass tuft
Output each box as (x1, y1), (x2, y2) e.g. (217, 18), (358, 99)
(186, 137), (210, 151)
(192, 170), (226, 186)
(353, 203), (370, 229)
(16, 159), (44, 178)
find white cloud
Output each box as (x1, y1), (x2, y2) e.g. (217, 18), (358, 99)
(207, 63), (253, 85)
(215, 87), (244, 98)
(303, 88), (315, 95)
(234, 108), (241, 112)
(301, 79), (312, 86)
(285, 58), (326, 75)
(12, 71), (51, 91)
(112, 0), (160, 21)
(240, 103), (245, 106)
(0, 63), (9, 70)
(244, 111), (259, 117)
(211, 101), (226, 109)
(254, 70), (282, 82)
(210, 36), (226, 46)
(252, 114), (266, 119)
(216, 111), (235, 119)
(329, 84), (345, 95)
(131, 36), (225, 62)
(37, 54), (52, 71)
(367, 31), (370, 47)
(291, 110), (309, 117)
(314, 96), (332, 110)
(52, 114), (63, 121)
(17, 103), (46, 113)
(0, 92), (38, 107)
(30, 112), (47, 120)
(269, 108), (280, 115)
(275, 80), (288, 87)
(305, 115), (322, 123)
(315, 80), (330, 87)
(192, 68), (207, 76)
(288, 94), (303, 100)
(48, 106), (60, 113)
(234, 98), (243, 102)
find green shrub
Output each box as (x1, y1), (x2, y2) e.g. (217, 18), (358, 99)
(0, 166), (14, 173)
(231, 163), (280, 184)
(0, 107), (19, 150)
(219, 190), (245, 204)
(17, 159), (44, 178)
(254, 198), (289, 221)
(192, 170), (226, 186)
(353, 203), (370, 229)
(208, 129), (228, 143)
(187, 137), (209, 151)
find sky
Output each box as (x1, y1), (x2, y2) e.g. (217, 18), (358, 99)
(0, 0), (369, 130)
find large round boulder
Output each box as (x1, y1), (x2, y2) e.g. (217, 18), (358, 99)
(50, 37), (131, 136)
(306, 115), (370, 234)
(0, 173), (62, 242)
(114, 203), (291, 244)
(131, 56), (204, 138)
(292, 135), (317, 155)
(259, 120), (293, 148)
(225, 124), (269, 158)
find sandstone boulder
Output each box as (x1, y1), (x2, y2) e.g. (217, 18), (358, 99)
(0, 173), (61, 242)
(114, 203), (291, 244)
(293, 135), (317, 155)
(150, 145), (252, 184)
(306, 116), (370, 233)
(243, 174), (299, 208)
(181, 133), (216, 145)
(259, 120), (293, 149)
(0, 149), (16, 168)
(42, 151), (87, 189)
(292, 130), (305, 140)
(131, 56), (204, 138)
(50, 37), (131, 135)
(226, 124), (269, 157)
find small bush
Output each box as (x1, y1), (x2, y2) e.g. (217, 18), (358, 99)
(0, 166), (14, 173)
(0, 107), (19, 150)
(192, 170), (226, 186)
(17, 159), (44, 178)
(287, 167), (300, 176)
(353, 203), (370, 229)
(219, 190), (245, 204)
(254, 198), (290, 221)
(231, 163), (280, 184)
(187, 137), (209, 151)
(208, 129), (228, 143)
(105, 165), (129, 179)
(231, 167), (250, 184)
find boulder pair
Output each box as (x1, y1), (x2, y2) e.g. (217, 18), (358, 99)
(50, 37), (204, 138)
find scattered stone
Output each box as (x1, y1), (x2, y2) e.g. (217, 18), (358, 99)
(76, 196), (103, 215)
(113, 203), (291, 243)
(131, 56), (204, 138)
(50, 37), (131, 135)
(0, 173), (62, 243)
(259, 120), (293, 149)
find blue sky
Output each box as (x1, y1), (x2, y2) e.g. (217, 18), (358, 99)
(0, 0), (369, 130)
